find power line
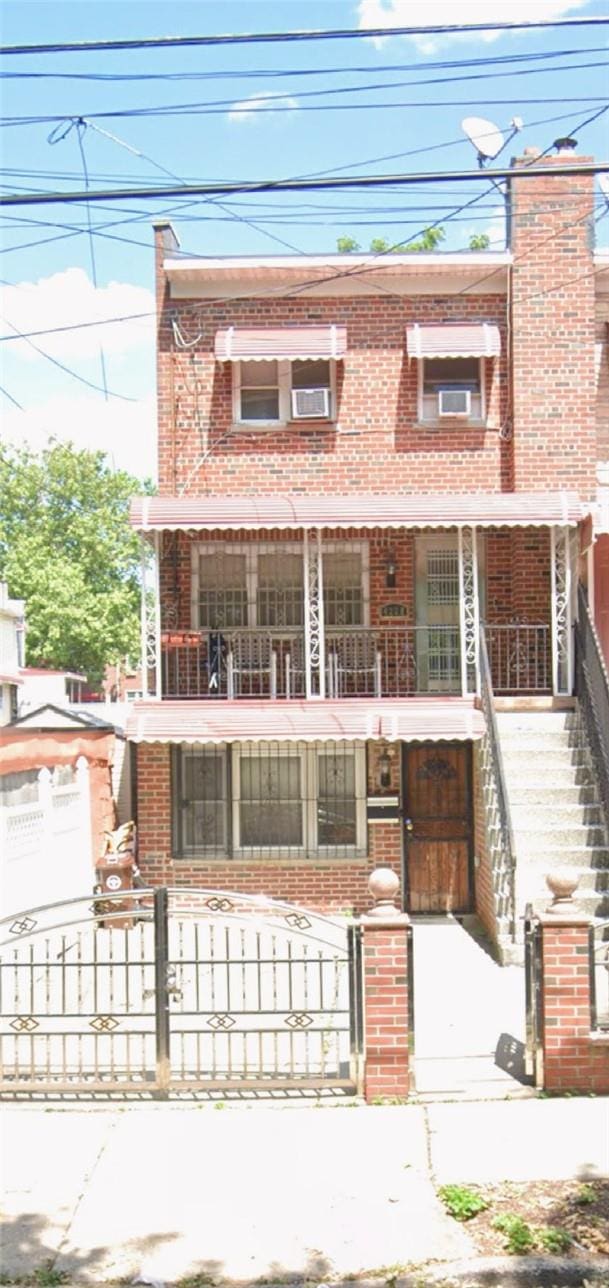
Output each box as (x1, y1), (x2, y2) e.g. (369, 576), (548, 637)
(1, 44), (605, 82)
(5, 92), (609, 129)
(0, 310), (137, 400)
(1, 160), (607, 207)
(2, 16), (608, 56)
(0, 382), (23, 409)
(4, 55), (608, 130)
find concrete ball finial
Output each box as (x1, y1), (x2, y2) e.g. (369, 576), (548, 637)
(546, 869), (580, 913)
(368, 867), (400, 917)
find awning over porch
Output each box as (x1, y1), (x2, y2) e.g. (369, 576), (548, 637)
(214, 325), (348, 362)
(406, 322), (501, 359)
(130, 492), (586, 533)
(126, 698), (485, 744)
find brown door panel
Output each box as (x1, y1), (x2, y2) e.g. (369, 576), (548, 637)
(404, 744), (472, 914)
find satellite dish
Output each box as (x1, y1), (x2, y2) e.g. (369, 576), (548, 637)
(599, 173), (609, 206)
(462, 116), (505, 165)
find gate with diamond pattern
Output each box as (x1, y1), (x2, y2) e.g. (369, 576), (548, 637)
(0, 888), (361, 1096)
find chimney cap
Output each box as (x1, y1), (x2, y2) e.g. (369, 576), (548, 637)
(553, 136), (578, 153)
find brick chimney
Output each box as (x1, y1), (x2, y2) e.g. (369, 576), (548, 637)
(507, 143), (596, 497)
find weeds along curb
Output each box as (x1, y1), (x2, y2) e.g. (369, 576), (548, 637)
(408, 1254), (609, 1286)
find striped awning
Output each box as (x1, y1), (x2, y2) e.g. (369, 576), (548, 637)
(130, 492), (586, 533)
(406, 323), (501, 360)
(126, 699), (485, 744)
(214, 325), (347, 362)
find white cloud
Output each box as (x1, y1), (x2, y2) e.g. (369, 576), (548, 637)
(357, 0), (589, 52)
(2, 392), (157, 481)
(228, 92), (299, 122)
(0, 268), (155, 362)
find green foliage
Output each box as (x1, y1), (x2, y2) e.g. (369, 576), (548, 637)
(538, 1226), (573, 1253)
(574, 1182), (596, 1205)
(0, 441), (154, 684)
(491, 1213), (536, 1254)
(438, 1184), (490, 1222)
(338, 227), (446, 254)
(32, 1268), (68, 1287)
(468, 233), (491, 250)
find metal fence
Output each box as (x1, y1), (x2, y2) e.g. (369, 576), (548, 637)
(590, 918), (609, 1033)
(0, 888), (361, 1097)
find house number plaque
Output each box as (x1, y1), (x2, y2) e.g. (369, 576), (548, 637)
(381, 603), (407, 618)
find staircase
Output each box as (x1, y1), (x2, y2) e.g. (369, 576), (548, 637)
(496, 709), (609, 934)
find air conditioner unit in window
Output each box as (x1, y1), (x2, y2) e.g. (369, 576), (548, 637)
(291, 387), (330, 419)
(438, 388), (471, 417)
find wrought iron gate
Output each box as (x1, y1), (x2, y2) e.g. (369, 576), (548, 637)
(524, 903), (543, 1087)
(0, 888), (362, 1096)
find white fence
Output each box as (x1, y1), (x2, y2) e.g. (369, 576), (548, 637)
(0, 757), (93, 916)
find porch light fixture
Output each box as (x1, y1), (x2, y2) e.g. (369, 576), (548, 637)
(385, 552), (397, 589)
(378, 749), (393, 790)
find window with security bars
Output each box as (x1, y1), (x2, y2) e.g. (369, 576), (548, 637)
(195, 544), (366, 630)
(427, 550), (459, 605)
(172, 742), (366, 859)
(323, 550), (365, 626)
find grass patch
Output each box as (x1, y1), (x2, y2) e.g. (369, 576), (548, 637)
(438, 1184), (490, 1222)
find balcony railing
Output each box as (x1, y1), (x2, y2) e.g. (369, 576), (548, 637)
(484, 624), (551, 694)
(160, 623), (552, 700)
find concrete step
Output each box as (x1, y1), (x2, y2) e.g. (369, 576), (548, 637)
(503, 761), (595, 788)
(496, 712), (576, 730)
(510, 802), (604, 827)
(509, 784), (600, 807)
(511, 825), (607, 850)
(502, 745), (590, 769)
(514, 845), (609, 869)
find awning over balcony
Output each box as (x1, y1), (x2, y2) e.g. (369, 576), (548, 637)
(214, 325), (348, 362)
(406, 322), (501, 359)
(130, 492), (586, 533)
(126, 698), (485, 744)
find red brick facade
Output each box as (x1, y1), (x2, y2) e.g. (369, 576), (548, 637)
(132, 151), (606, 917)
(539, 917), (609, 1095)
(362, 921), (411, 1101)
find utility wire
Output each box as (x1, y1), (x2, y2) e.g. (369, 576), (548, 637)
(5, 93), (609, 129)
(2, 15), (608, 56)
(0, 382), (23, 409)
(1, 160), (607, 207)
(0, 309), (137, 400)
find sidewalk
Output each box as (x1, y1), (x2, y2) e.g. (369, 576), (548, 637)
(1, 1097), (608, 1284)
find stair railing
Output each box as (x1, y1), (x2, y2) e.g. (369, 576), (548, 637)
(479, 625), (517, 942)
(575, 585), (609, 836)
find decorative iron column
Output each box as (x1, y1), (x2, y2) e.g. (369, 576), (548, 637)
(551, 526), (576, 696)
(303, 528), (326, 699)
(458, 525), (480, 696)
(140, 531), (162, 700)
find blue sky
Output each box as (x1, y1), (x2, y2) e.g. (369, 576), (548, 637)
(1, 0), (608, 479)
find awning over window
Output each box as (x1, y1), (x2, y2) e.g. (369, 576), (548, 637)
(214, 325), (347, 362)
(126, 699), (485, 744)
(130, 492), (586, 533)
(406, 323), (501, 360)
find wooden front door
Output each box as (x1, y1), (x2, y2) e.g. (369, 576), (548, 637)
(402, 743), (472, 914)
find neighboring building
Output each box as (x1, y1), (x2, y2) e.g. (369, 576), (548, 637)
(18, 667), (87, 714)
(0, 705), (118, 915)
(0, 582), (24, 726)
(126, 144), (609, 949)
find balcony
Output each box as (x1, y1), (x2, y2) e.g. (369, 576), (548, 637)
(160, 623), (551, 700)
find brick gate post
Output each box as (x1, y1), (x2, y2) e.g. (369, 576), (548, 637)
(538, 873), (609, 1094)
(360, 868), (411, 1103)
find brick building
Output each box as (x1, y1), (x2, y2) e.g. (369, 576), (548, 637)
(127, 145), (609, 952)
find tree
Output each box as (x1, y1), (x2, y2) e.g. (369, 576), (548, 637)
(0, 441), (154, 684)
(338, 228), (491, 252)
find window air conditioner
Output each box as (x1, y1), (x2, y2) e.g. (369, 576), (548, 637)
(438, 388), (471, 417)
(291, 387), (331, 419)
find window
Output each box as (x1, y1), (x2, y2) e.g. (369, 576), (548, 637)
(172, 743), (367, 859)
(234, 359), (334, 424)
(420, 357), (483, 423)
(193, 542), (369, 630)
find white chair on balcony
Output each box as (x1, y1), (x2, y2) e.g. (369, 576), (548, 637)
(226, 633), (278, 699)
(329, 633), (382, 698)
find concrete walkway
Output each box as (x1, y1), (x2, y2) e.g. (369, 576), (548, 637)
(411, 918), (529, 1099)
(1, 1098), (608, 1284)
